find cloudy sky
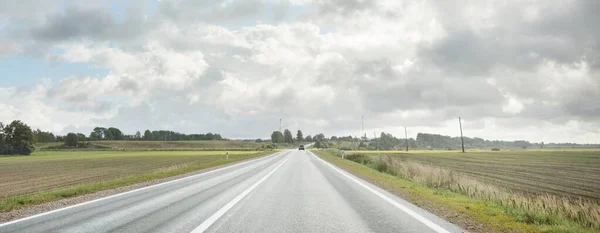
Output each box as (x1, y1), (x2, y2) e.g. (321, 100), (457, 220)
(0, 0), (598, 143)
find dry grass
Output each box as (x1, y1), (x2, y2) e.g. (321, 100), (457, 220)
(357, 153), (600, 229)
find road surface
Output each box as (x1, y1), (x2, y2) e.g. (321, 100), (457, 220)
(0, 150), (465, 233)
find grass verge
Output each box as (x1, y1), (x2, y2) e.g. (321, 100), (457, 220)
(0, 151), (273, 212)
(313, 149), (598, 233)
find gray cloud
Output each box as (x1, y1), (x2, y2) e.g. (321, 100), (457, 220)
(423, 0), (599, 75)
(417, 30), (499, 76)
(31, 6), (147, 42)
(157, 0), (291, 26)
(316, 0), (376, 15)
(117, 76), (140, 93)
(1, 0), (599, 143)
(0, 0), (62, 22)
(525, 0), (600, 69)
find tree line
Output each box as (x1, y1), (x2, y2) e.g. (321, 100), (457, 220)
(85, 127), (223, 141)
(270, 129), (327, 144)
(304, 132), (595, 150)
(0, 119), (226, 156)
(279, 131), (586, 150)
(87, 127), (223, 141)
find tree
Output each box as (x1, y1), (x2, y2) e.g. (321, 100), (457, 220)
(143, 130), (152, 140)
(358, 141), (367, 149)
(65, 133), (79, 147)
(305, 135), (312, 142)
(271, 131), (284, 143)
(296, 130), (304, 142)
(34, 129), (56, 143)
(135, 131), (142, 140)
(314, 140), (329, 149)
(314, 133), (325, 141)
(107, 127), (123, 140)
(372, 132), (400, 150)
(77, 133), (86, 142)
(89, 127), (107, 140)
(283, 129), (294, 143)
(104, 129), (114, 140)
(3, 120), (35, 155)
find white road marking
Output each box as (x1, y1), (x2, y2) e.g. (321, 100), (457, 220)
(0, 151), (285, 228)
(311, 152), (451, 233)
(190, 154), (293, 233)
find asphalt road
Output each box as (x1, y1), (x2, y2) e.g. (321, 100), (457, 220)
(0, 150), (465, 233)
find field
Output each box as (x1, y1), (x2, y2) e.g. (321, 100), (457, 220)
(315, 150), (600, 232)
(0, 151), (267, 199)
(333, 149), (600, 230)
(35, 140), (311, 151)
(361, 150), (600, 199)
(36, 140), (273, 151)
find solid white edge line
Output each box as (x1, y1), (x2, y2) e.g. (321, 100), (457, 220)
(0, 151), (286, 228)
(190, 154), (292, 233)
(310, 152), (451, 233)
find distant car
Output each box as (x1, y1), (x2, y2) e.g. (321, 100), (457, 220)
(299, 145), (305, 150)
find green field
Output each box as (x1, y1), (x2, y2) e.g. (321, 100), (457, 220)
(35, 140), (291, 151)
(359, 150), (600, 199)
(0, 150), (271, 211)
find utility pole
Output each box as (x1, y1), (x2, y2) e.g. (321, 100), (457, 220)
(405, 126), (408, 152)
(279, 118), (282, 133)
(459, 117), (465, 153)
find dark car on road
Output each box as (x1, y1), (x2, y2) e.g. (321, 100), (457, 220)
(299, 145), (305, 150)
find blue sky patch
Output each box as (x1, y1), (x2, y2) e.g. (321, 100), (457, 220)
(0, 55), (109, 87)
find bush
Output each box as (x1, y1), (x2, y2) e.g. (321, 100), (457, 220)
(491, 148), (501, 151)
(64, 133), (79, 147)
(375, 158), (389, 173)
(314, 140), (329, 149)
(77, 142), (90, 148)
(345, 153), (372, 164)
